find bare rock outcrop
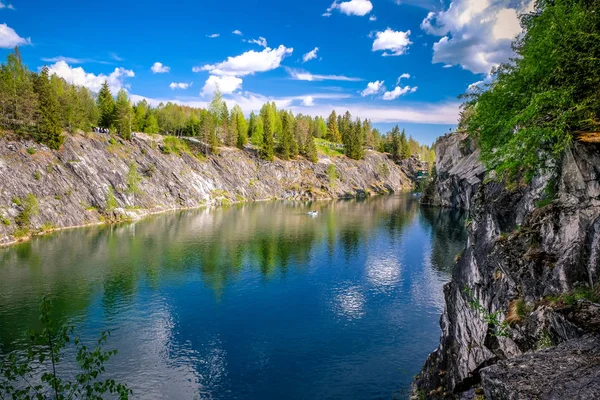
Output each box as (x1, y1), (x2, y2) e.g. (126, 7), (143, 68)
(421, 132), (485, 210)
(0, 133), (415, 246)
(413, 131), (600, 399)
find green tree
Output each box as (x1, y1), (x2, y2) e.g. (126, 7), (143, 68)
(0, 296), (132, 399)
(326, 110), (341, 143)
(260, 102), (275, 161)
(208, 88), (226, 153)
(231, 105), (248, 149)
(279, 110), (297, 160)
(389, 125), (402, 162)
(105, 186), (118, 212)
(97, 81), (114, 129)
(126, 162), (142, 206)
(400, 129), (410, 159)
(133, 100), (149, 132)
(314, 116), (327, 138)
(344, 118), (364, 160)
(35, 66), (63, 149)
(144, 114), (159, 134)
(114, 89), (132, 140)
(0, 48), (38, 135)
(249, 112), (264, 146)
(461, 0), (600, 180)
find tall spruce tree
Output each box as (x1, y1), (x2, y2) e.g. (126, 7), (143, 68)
(400, 129), (410, 159)
(35, 66), (63, 149)
(0, 48), (38, 135)
(389, 125), (401, 162)
(326, 110), (341, 142)
(260, 103), (275, 161)
(97, 81), (114, 129)
(344, 118), (364, 160)
(279, 111), (296, 160)
(114, 89), (132, 139)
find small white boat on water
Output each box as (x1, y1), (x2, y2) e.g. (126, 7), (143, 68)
(308, 210), (319, 216)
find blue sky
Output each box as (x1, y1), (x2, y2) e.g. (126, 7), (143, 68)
(0, 0), (532, 145)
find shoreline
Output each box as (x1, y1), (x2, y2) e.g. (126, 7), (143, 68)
(0, 190), (408, 248)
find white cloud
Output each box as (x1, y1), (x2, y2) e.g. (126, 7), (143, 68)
(42, 56), (86, 64)
(169, 82), (191, 90)
(246, 36), (268, 48)
(396, 73), (410, 85)
(421, 0), (534, 74)
(322, 12), (332, 17)
(206, 33), (220, 38)
(303, 96), (315, 106)
(0, 24), (30, 48)
(287, 68), (362, 82)
(372, 28), (412, 56)
(151, 62), (170, 74)
(232, 30), (243, 36)
(326, 0), (373, 17)
(47, 61), (134, 93)
(369, 15), (377, 21)
(196, 45), (293, 98)
(361, 80), (384, 97)
(492, 8), (521, 40)
(202, 75), (243, 96)
(0, 2), (15, 10)
(197, 45), (293, 77)
(110, 53), (123, 61)
(302, 47), (319, 63)
(382, 85), (417, 100)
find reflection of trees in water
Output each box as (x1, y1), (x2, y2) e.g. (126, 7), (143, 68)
(0, 195), (426, 349)
(419, 206), (467, 272)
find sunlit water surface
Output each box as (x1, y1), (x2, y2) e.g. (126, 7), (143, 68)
(0, 195), (466, 399)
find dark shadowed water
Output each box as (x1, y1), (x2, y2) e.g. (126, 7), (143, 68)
(0, 195), (466, 399)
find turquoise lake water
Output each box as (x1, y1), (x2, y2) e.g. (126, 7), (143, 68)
(0, 195), (467, 399)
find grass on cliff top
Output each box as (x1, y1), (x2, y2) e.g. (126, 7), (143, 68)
(315, 138), (344, 157)
(161, 136), (206, 160)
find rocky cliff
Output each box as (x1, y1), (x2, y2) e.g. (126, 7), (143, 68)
(413, 132), (600, 399)
(421, 131), (485, 210)
(0, 132), (414, 247)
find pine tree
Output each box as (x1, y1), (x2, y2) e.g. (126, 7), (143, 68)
(389, 125), (401, 162)
(97, 81), (114, 129)
(279, 111), (296, 160)
(228, 109), (238, 147)
(326, 110), (341, 143)
(400, 129), (410, 159)
(0, 48), (38, 135)
(232, 105), (248, 149)
(344, 118), (364, 160)
(35, 66), (63, 149)
(260, 103), (275, 161)
(114, 89), (132, 140)
(340, 111), (352, 144)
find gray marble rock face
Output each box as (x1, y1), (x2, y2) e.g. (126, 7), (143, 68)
(0, 133), (418, 246)
(420, 132), (485, 211)
(413, 132), (600, 399)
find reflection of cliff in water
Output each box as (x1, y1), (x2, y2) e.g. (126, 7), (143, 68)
(419, 206), (467, 272)
(0, 195), (446, 350)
